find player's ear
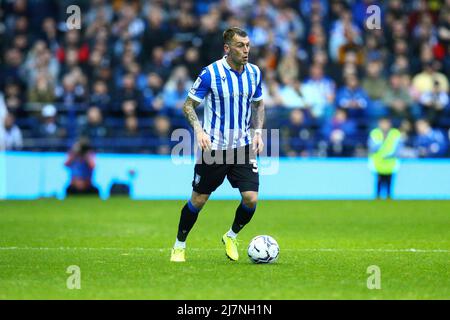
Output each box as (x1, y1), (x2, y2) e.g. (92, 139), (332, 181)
(224, 43), (230, 54)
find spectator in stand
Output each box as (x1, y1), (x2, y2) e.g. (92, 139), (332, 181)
(437, 4), (450, 47)
(144, 46), (171, 81)
(81, 106), (108, 140)
(119, 99), (139, 118)
(300, 0), (328, 22)
(89, 80), (111, 113)
(337, 27), (364, 66)
(336, 73), (370, 119)
(329, 9), (361, 63)
(279, 75), (309, 110)
(121, 115), (142, 139)
(36, 104), (66, 139)
(28, 72), (55, 104)
(1, 47), (24, 87)
(411, 60), (449, 99)
(398, 119), (418, 158)
(84, 0), (114, 29)
(64, 138), (99, 196)
(383, 72), (416, 125)
(301, 64), (336, 121)
(280, 108), (314, 157)
(54, 74), (86, 108)
(306, 23), (328, 66)
(443, 43), (450, 78)
(321, 108), (357, 157)
(413, 119), (448, 158)
(390, 53), (411, 76)
(150, 115), (171, 155)
(3, 80), (26, 118)
(114, 73), (142, 116)
(40, 17), (58, 52)
(362, 59), (389, 119)
(0, 0), (448, 157)
(162, 78), (190, 116)
(262, 76), (283, 109)
(141, 5), (171, 64)
(162, 66), (193, 116)
(1, 112), (23, 150)
(181, 47), (203, 80)
(22, 40), (59, 88)
(113, 115), (146, 152)
(418, 79), (449, 126)
(274, 7), (305, 47)
(142, 72), (164, 113)
(198, 10), (223, 66)
(277, 44), (301, 82)
(56, 30), (90, 67)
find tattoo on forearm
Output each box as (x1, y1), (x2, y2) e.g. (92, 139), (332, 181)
(251, 100), (265, 130)
(183, 97), (202, 133)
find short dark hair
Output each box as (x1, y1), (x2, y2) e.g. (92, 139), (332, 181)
(378, 116), (391, 123)
(223, 27), (248, 44)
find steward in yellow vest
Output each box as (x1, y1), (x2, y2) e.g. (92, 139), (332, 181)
(368, 118), (402, 199)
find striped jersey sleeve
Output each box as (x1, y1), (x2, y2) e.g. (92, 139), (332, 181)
(251, 65), (263, 102)
(188, 68), (211, 103)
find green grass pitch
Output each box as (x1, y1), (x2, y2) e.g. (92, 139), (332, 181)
(0, 198), (449, 299)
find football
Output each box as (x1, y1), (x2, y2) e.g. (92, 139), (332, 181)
(247, 235), (280, 264)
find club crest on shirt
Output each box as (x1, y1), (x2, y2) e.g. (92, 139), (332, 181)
(250, 74), (256, 86)
(190, 77), (202, 95)
(193, 77), (202, 88)
(194, 174), (201, 185)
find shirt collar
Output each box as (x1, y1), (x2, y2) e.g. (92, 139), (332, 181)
(222, 55), (247, 73)
(222, 55), (232, 70)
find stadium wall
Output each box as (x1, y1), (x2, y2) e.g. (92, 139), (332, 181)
(1, 152), (450, 200)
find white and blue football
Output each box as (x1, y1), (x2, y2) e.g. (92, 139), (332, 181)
(247, 235), (279, 264)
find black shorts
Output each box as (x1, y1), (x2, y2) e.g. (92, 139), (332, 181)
(192, 144), (259, 194)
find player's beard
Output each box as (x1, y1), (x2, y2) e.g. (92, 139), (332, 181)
(229, 53), (247, 68)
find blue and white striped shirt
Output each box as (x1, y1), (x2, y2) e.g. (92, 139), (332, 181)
(188, 55), (263, 150)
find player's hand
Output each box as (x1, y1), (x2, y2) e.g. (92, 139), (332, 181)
(252, 131), (264, 154)
(196, 130), (212, 151)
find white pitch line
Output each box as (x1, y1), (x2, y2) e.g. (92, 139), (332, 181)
(0, 247), (448, 253)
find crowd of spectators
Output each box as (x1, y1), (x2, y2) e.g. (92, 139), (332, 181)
(0, 0), (449, 158)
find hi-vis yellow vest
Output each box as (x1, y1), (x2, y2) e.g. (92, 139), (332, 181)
(369, 128), (401, 175)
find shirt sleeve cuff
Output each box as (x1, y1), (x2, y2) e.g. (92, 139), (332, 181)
(188, 93), (203, 103)
(252, 95), (263, 102)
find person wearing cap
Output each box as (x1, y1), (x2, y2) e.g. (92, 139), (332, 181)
(37, 104), (66, 140)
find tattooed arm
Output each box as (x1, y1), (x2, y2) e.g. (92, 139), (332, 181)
(251, 99), (265, 153)
(183, 96), (211, 151)
(251, 99), (265, 130)
(183, 97), (202, 133)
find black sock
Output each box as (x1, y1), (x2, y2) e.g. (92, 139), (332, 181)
(385, 174), (392, 198)
(176, 200), (201, 242)
(377, 174), (383, 198)
(231, 202), (256, 234)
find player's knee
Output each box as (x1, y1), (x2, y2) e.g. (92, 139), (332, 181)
(191, 193), (209, 209)
(242, 192), (258, 209)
